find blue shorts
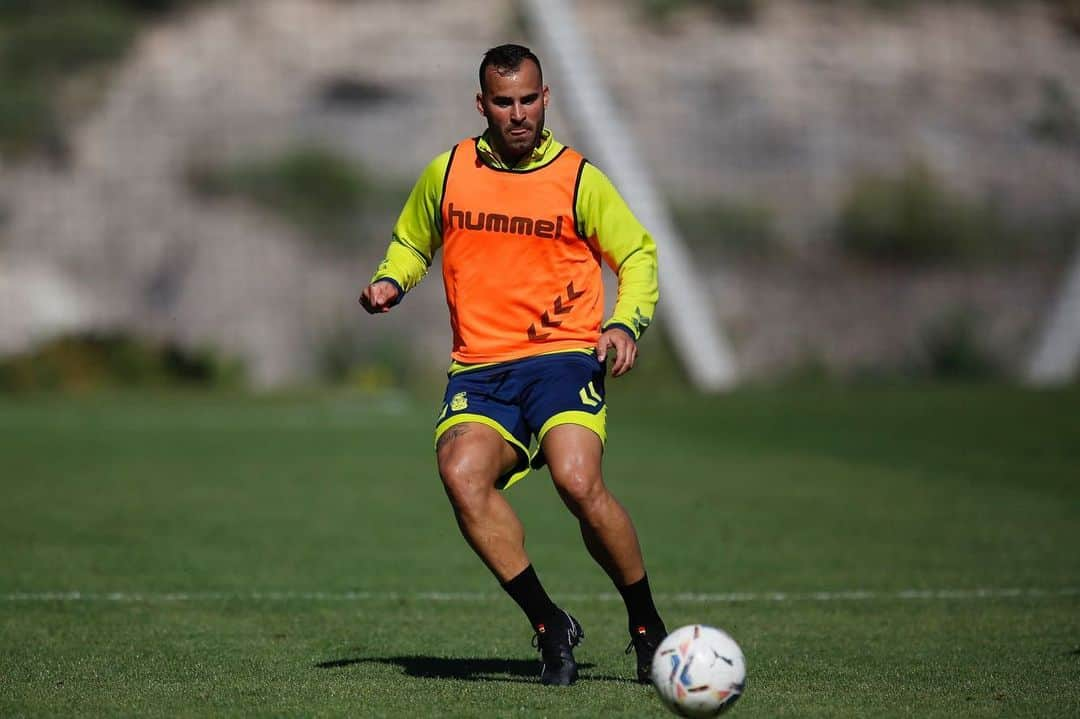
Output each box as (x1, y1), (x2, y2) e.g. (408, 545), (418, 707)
(434, 351), (607, 489)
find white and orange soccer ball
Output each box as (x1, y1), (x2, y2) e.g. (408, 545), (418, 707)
(650, 624), (746, 717)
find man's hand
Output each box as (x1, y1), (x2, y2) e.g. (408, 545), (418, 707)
(597, 328), (638, 377)
(358, 280), (401, 314)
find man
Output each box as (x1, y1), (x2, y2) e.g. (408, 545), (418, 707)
(359, 44), (665, 686)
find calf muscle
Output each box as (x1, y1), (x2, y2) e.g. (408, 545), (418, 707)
(542, 424), (646, 586)
(436, 422), (528, 582)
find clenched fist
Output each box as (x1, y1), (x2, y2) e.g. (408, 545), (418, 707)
(358, 280), (401, 314)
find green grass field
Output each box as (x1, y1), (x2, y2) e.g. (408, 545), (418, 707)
(2, 385), (1079, 717)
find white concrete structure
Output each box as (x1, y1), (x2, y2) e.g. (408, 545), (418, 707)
(1026, 246), (1080, 386)
(522, 0), (738, 391)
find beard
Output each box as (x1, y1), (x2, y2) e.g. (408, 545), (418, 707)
(490, 112), (545, 161)
(505, 127), (535, 150)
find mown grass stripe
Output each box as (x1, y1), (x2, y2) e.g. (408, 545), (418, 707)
(3, 587), (1077, 603)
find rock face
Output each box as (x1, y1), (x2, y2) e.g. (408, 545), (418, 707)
(579, 1), (1080, 234)
(0, 0), (1077, 384)
(0, 0), (515, 386)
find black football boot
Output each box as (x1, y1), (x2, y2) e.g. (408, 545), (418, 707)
(533, 609), (585, 686)
(626, 622), (668, 684)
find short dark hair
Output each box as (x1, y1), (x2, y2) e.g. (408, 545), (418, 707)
(478, 44), (542, 93)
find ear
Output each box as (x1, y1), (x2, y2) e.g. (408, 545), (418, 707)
(476, 92), (486, 117)
(542, 85), (549, 108)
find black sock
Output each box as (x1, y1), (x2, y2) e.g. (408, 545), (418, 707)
(501, 564), (559, 630)
(617, 574), (664, 631)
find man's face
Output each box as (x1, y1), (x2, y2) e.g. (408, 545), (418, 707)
(476, 59), (548, 165)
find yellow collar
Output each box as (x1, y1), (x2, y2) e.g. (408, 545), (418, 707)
(476, 128), (556, 170)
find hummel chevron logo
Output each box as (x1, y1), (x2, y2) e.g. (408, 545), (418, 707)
(540, 311), (561, 328)
(527, 325), (551, 342)
(528, 281), (588, 342)
(579, 381), (602, 407)
(527, 311), (562, 342)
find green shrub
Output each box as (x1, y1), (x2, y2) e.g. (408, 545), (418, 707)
(637, 0), (1030, 25)
(0, 332), (244, 393)
(672, 197), (780, 258)
(1059, 0), (1080, 36)
(189, 146), (374, 242)
(189, 146), (413, 247)
(112, 0), (201, 12)
(916, 310), (1000, 380)
(0, 83), (57, 156)
(809, 0), (1026, 9)
(0, 5), (134, 157)
(638, 0), (760, 24)
(316, 325), (418, 391)
(1, 8), (136, 77)
(1030, 76), (1080, 146)
(835, 162), (1012, 264)
(0, 0), (205, 158)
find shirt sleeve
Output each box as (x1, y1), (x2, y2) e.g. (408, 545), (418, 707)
(575, 163), (659, 340)
(369, 150), (451, 294)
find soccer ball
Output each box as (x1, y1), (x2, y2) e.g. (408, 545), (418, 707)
(650, 624), (746, 717)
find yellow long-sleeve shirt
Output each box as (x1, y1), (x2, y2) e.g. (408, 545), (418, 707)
(371, 129), (658, 354)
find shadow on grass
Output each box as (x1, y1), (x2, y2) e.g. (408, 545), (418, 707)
(315, 655), (634, 684)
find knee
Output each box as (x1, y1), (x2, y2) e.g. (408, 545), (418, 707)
(550, 460), (606, 518)
(438, 450), (496, 514)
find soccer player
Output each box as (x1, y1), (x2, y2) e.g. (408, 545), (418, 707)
(359, 44), (666, 686)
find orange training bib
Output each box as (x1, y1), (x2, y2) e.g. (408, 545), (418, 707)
(440, 138), (602, 364)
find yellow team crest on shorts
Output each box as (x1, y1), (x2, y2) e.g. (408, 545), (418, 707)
(450, 391), (468, 411)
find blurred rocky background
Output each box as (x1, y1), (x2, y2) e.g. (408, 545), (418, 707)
(1, 0), (1078, 390)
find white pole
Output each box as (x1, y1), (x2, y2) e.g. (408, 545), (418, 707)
(522, 0), (738, 391)
(1026, 244), (1080, 386)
